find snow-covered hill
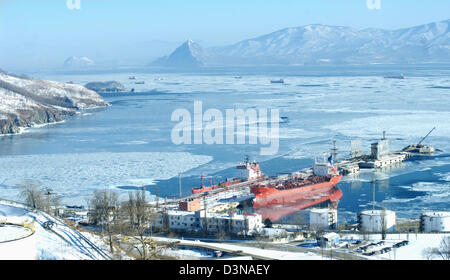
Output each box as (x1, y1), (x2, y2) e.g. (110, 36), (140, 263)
(0, 200), (110, 260)
(209, 19), (450, 65)
(0, 72), (109, 135)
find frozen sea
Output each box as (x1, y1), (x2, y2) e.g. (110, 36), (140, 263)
(1, 64), (449, 223)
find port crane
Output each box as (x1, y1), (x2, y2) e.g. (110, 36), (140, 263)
(402, 127), (436, 154)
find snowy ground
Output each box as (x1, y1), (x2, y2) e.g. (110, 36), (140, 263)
(340, 233), (450, 260)
(0, 200), (111, 260)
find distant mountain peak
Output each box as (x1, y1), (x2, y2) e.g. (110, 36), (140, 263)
(151, 40), (207, 68)
(64, 56), (95, 68)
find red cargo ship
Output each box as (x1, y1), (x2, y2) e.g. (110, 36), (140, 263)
(251, 160), (342, 208)
(192, 157), (264, 195)
(253, 187), (343, 221)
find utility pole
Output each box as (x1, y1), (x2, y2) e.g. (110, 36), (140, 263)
(203, 196), (208, 235)
(179, 173), (182, 199)
(155, 185), (159, 209)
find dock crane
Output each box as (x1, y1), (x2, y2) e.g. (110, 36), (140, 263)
(402, 127), (436, 154)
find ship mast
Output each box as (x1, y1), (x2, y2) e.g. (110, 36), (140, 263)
(331, 139), (339, 167)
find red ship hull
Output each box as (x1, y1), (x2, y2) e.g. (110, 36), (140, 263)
(251, 175), (343, 208)
(254, 187), (343, 221)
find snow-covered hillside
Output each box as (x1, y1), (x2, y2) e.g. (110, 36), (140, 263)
(0, 72), (109, 134)
(0, 200), (110, 260)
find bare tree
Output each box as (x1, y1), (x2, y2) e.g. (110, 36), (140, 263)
(89, 189), (120, 254)
(423, 236), (450, 260)
(123, 226), (162, 260)
(422, 247), (436, 260)
(435, 236), (450, 260)
(118, 189), (162, 260)
(124, 192), (137, 228)
(18, 181), (47, 210)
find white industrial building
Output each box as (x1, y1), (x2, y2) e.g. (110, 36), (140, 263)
(155, 210), (263, 236)
(309, 208), (338, 230)
(359, 210), (396, 233)
(198, 211), (263, 235)
(166, 210), (201, 231)
(420, 212), (450, 233)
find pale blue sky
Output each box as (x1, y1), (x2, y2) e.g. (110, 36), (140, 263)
(1, 0), (449, 71)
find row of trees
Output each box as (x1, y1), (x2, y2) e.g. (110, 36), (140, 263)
(87, 188), (165, 260)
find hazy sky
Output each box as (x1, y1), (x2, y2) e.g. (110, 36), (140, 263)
(1, 0), (449, 71)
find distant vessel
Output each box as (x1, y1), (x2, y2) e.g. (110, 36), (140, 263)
(191, 158), (264, 195)
(251, 156), (342, 208)
(129, 76), (137, 80)
(155, 77), (163, 81)
(234, 76), (243, 79)
(135, 81), (145, 85)
(384, 74), (406, 79)
(271, 79), (285, 84)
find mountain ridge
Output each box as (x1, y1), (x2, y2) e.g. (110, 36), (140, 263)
(152, 19), (450, 67)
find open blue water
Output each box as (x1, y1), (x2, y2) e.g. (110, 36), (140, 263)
(1, 65), (449, 223)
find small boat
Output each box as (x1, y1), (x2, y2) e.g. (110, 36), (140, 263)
(271, 79), (285, 84)
(384, 74), (406, 79)
(280, 117), (289, 123)
(234, 76), (243, 79)
(135, 81), (145, 85)
(129, 76), (137, 80)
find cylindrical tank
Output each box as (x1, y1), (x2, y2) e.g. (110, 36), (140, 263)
(0, 224), (36, 260)
(359, 209), (396, 233)
(309, 208), (338, 230)
(420, 212), (450, 233)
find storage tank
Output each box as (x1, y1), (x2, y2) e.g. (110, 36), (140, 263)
(420, 212), (450, 233)
(0, 223), (36, 260)
(309, 208), (338, 230)
(359, 209), (396, 233)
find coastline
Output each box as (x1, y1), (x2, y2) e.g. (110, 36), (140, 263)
(0, 104), (110, 137)
(0, 120), (66, 137)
